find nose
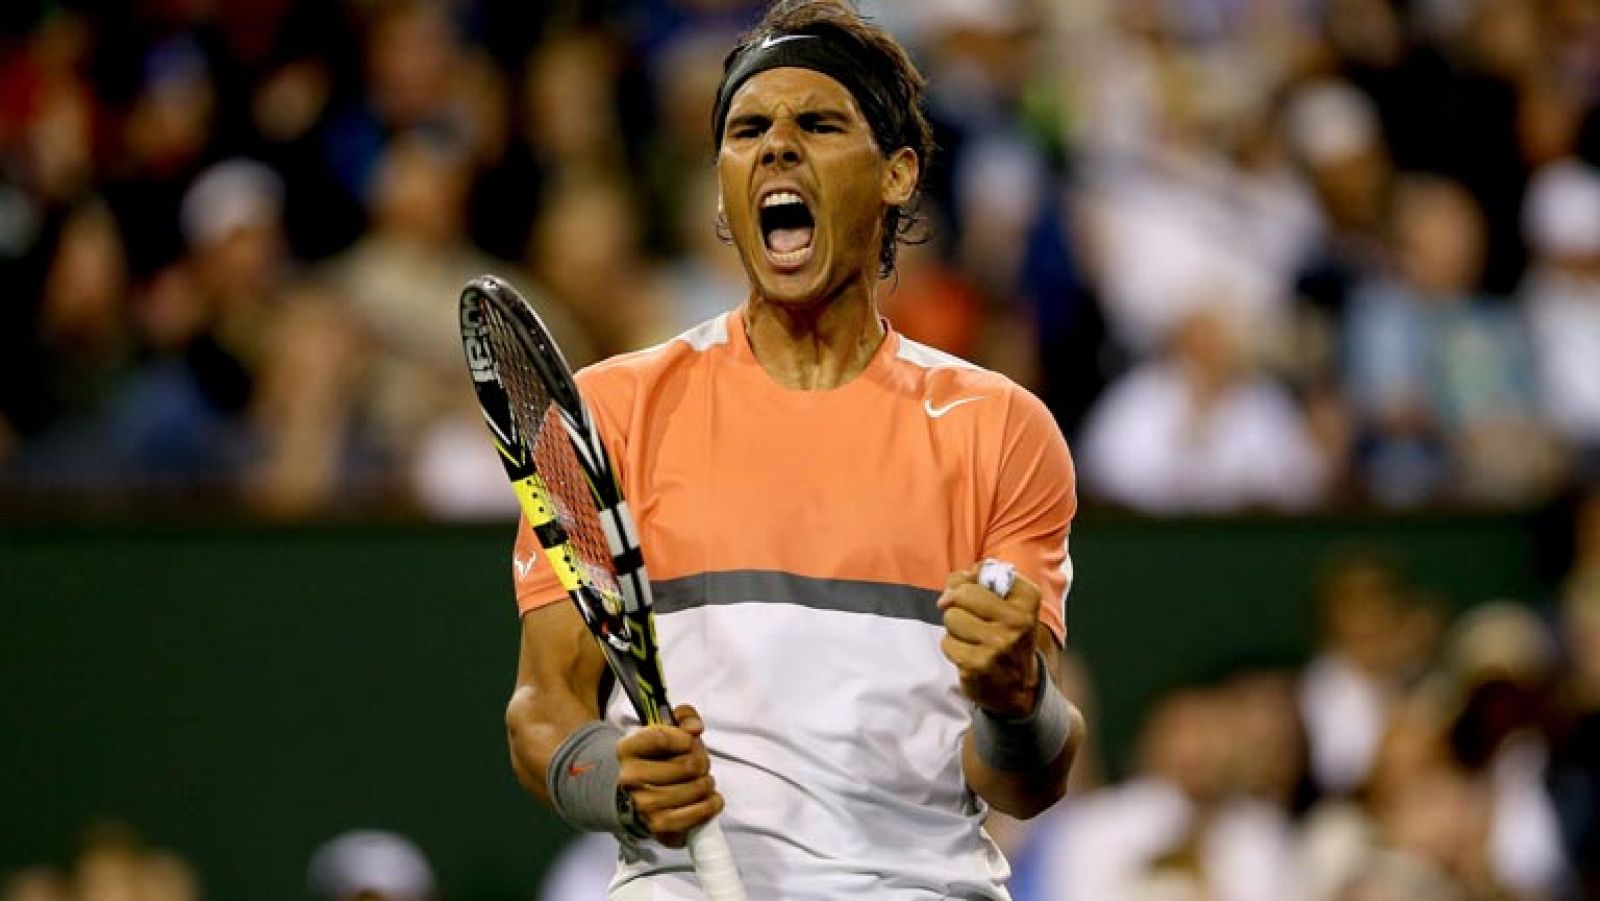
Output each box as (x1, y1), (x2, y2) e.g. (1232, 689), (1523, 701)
(760, 122), (801, 168)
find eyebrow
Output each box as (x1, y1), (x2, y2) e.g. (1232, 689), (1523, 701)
(798, 109), (853, 124)
(725, 106), (855, 131)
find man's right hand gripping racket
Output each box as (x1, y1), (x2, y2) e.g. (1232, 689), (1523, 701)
(459, 275), (746, 901)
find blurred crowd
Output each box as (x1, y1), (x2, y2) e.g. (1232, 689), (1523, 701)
(2, 823), (200, 901)
(1, 0), (1598, 517)
(1, 825), (438, 901)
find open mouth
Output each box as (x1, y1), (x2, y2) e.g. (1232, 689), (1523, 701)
(759, 191), (815, 269)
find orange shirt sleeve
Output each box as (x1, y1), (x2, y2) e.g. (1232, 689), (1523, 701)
(512, 514), (564, 615)
(511, 365), (634, 616)
(981, 387), (1077, 644)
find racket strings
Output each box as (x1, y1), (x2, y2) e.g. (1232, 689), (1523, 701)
(529, 405), (622, 597)
(479, 298), (620, 598)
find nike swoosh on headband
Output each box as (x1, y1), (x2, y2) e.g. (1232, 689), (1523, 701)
(758, 34), (816, 51)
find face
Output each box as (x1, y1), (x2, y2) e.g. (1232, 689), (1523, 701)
(717, 67), (916, 307)
(1395, 180), (1484, 299)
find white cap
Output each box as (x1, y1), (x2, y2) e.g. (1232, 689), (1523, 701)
(307, 830), (436, 901)
(180, 158), (284, 248)
(1523, 159), (1600, 258)
(1445, 602), (1554, 687)
(1284, 79), (1380, 168)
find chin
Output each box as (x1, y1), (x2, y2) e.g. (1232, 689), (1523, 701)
(762, 278), (841, 311)
(751, 254), (835, 306)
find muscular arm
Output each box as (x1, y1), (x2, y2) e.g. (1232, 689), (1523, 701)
(960, 625), (1085, 819)
(505, 603), (610, 801)
(505, 602), (722, 846)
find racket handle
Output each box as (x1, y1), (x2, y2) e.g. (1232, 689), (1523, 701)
(687, 817), (747, 901)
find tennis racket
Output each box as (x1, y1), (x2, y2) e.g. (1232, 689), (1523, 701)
(459, 275), (746, 901)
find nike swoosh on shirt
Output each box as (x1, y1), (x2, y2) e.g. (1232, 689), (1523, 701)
(568, 761), (596, 778)
(924, 397), (985, 418)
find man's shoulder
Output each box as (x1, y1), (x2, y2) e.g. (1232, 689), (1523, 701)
(575, 315), (733, 397)
(890, 335), (1047, 425)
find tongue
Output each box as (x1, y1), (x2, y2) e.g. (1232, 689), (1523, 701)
(768, 227), (814, 254)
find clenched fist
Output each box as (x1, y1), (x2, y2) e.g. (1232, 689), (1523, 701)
(937, 566), (1041, 719)
(616, 704), (724, 847)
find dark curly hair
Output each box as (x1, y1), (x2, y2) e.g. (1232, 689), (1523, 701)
(721, 0), (933, 279)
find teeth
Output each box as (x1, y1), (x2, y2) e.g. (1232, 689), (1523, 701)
(762, 191), (805, 208)
(770, 246), (812, 266)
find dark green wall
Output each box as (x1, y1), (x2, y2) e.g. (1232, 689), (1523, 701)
(0, 514), (1543, 899)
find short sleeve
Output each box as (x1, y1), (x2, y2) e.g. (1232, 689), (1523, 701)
(981, 387), (1077, 644)
(512, 514), (566, 615)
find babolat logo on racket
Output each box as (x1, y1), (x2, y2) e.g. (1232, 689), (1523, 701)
(460, 304), (497, 383)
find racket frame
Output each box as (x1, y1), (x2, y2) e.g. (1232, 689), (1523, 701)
(459, 275), (746, 901)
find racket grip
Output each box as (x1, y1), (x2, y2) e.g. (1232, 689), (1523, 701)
(687, 818), (747, 901)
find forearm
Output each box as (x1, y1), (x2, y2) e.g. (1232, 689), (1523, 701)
(961, 692), (1083, 818)
(506, 681), (602, 803)
(960, 642), (1084, 819)
(506, 604), (609, 803)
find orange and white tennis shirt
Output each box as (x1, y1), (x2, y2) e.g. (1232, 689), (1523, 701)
(514, 311), (1076, 901)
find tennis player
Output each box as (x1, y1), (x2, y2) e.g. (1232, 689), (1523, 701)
(506, 2), (1084, 897)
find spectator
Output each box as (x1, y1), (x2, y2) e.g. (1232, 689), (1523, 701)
(658, 166), (747, 333)
(1284, 78), (1393, 334)
(525, 172), (670, 361)
(1299, 699), (1493, 901)
(102, 35), (215, 278)
(329, 131), (501, 465)
(322, 0), (483, 205)
(878, 211), (985, 361)
(307, 830), (436, 901)
(2, 199), (134, 484)
(471, 28), (628, 262)
(92, 159), (292, 489)
(1013, 686), (1298, 901)
(1300, 552), (1439, 797)
(1222, 668), (1312, 812)
(0, 867), (67, 901)
(637, 29), (739, 257)
(1522, 160), (1600, 476)
(537, 833), (617, 901)
(245, 284), (367, 518)
(1344, 175), (1556, 507)
(244, 31), (366, 261)
(1436, 603), (1568, 895)
(0, 12), (98, 210)
(1069, 1), (1322, 365)
(70, 822), (201, 901)
(1550, 487), (1600, 898)
(1080, 302), (1329, 513)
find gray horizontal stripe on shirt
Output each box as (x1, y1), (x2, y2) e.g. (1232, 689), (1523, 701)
(651, 570), (943, 625)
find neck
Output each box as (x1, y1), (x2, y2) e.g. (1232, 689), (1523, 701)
(742, 279), (884, 390)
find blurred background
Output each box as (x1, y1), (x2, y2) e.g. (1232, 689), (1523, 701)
(2, 0), (1600, 898)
